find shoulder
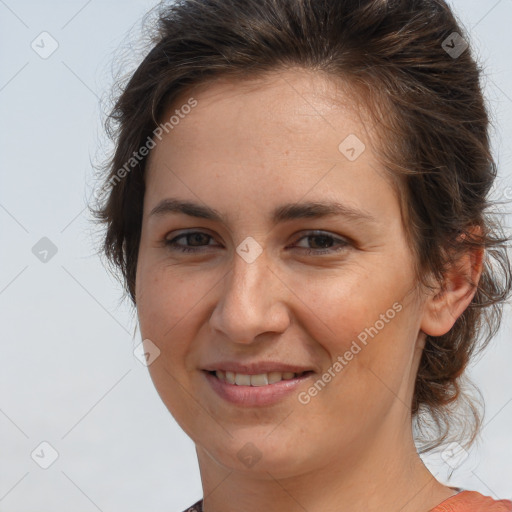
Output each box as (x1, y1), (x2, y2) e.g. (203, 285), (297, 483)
(431, 490), (512, 512)
(181, 499), (203, 512)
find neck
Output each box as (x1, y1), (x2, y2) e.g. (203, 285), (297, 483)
(195, 411), (454, 512)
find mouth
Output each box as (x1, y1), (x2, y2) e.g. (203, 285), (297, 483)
(205, 369), (314, 387)
(203, 369), (315, 407)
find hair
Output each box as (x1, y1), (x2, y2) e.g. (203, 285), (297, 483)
(91, 0), (512, 453)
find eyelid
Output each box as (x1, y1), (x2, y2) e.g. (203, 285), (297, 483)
(291, 230), (349, 246)
(290, 232), (351, 255)
(164, 229), (220, 248)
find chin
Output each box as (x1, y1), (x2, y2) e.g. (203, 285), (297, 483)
(199, 433), (314, 479)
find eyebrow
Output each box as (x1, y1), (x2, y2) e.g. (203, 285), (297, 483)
(149, 198), (377, 225)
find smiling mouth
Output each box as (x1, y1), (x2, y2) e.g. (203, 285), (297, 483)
(207, 370), (314, 387)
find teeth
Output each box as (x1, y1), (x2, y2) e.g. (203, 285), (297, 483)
(235, 373), (251, 385)
(268, 371), (284, 384)
(214, 370), (305, 386)
(249, 373), (268, 386)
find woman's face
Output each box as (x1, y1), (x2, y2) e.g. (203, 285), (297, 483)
(135, 68), (429, 476)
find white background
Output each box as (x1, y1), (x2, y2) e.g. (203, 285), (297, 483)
(1, 1), (511, 511)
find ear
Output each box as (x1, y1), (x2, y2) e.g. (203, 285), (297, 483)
(420, 227), (485, 337)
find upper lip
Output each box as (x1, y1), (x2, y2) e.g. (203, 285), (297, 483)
(202, 361), (314, 375)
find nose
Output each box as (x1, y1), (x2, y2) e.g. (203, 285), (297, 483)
(209, 249), (291, 345)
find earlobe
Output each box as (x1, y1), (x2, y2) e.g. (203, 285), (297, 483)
(421, 231), (485, 337)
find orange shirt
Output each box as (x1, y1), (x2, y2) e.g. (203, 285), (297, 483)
(183, 491), (512, 512)
(430, 491), (512, 512)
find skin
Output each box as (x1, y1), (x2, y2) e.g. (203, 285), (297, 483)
(135, 68), (483, 512)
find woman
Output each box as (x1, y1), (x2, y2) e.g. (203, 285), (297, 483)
(92, 0), (512, 510)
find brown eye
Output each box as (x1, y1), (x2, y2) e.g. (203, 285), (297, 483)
(165, 231), (217, 253)
(292, 231), (349, 254)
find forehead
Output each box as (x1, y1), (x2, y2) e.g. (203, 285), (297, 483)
(177, 68), (366, 136)
(184, 67), (358, 115)
(147, 69), (379, 167)
(143, 67), (396, 223)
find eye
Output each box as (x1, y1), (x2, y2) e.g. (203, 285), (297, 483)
(164, 231), (218, 253)
(290, 231), (350, 255)
(163, 230), (350, 255)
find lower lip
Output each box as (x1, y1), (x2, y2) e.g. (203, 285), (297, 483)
(203, 371), (314, 407)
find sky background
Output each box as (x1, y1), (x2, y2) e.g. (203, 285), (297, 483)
(1, 1), (511, 511)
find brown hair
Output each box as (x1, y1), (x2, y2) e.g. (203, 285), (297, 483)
(91, 0), (512, 453)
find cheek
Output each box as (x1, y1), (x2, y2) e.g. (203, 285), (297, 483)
(293, 265), (419, 391)
(136, 261), (201, 338)
(135, 264), (209, 425)
(285, 264), (405, 347)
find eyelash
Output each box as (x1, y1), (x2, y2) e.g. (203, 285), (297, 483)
(163, 230), (350, 255)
